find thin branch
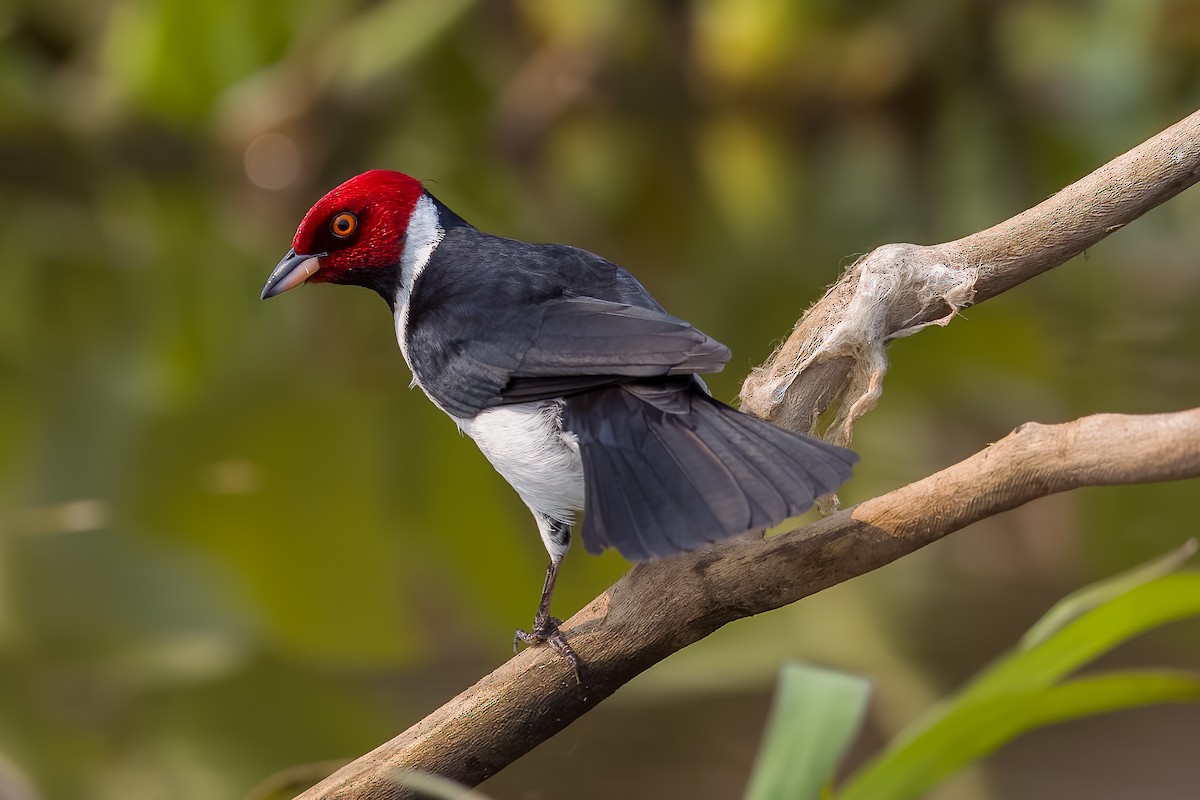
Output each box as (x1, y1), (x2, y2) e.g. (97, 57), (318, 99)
(739, 108), (1200, 442)
(296, 407), (1200, 799)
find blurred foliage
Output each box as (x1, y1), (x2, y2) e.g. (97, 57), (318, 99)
(744, 661), (871, 800)
(1, 1), (1199, 798)
(746, 544), (1200, 800)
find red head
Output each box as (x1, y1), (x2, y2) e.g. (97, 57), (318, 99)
(262, 170), (426, 302)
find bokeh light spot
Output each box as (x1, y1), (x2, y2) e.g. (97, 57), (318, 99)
(244, 133), (301, 190)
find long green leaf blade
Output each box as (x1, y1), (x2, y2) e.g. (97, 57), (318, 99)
(964, 572), (1200, 703)
(838, 670), (1200, 800)
(1021, 539), (1197, 651)
(864, 569), (1200, 780)
(745, 662), (872, 800)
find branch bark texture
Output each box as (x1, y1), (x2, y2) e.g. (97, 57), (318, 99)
(298, 408), (1200, 800)
(740, 108), (1200, 442)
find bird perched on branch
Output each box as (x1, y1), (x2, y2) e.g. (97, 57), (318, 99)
(262, 170), (858, 675)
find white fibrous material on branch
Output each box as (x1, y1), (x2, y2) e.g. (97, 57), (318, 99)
(743, 243), (978, 444)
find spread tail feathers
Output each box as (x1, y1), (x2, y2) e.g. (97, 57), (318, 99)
(564, 380), (858, 561)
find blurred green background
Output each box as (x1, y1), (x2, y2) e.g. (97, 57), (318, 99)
(2, 1), (1199, 798)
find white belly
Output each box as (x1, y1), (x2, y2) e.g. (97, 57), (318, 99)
(456, 400), (586, 526)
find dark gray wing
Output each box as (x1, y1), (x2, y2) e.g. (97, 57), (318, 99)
(565, 380), (858, 561)
(405, 227), (730, 417)
(513, 295), (727, 372)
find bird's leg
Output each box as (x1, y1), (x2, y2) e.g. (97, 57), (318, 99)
(514, 522), (581, 679)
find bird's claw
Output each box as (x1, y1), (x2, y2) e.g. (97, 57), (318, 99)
(514, 615), (582, 681)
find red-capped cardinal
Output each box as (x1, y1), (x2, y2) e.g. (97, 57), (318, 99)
(262, 171), (857, 675)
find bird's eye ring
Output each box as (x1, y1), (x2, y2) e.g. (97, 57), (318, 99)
(330, 212), (358, 238)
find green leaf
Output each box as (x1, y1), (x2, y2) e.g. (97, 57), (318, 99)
(744, 662), (872, 800)
(962, 571), (1200, 703)
(837, 670), (1200, 800)
(1020, 539), (1197, 650)
(835, 544), (1200, 800)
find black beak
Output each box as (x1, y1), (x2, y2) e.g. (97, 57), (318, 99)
(261, 249), (325, 299)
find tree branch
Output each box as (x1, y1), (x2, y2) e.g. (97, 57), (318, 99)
(739, 108), (1200, 442)
(297, 408), (1200, 800)
(294, 111), (1200, 799)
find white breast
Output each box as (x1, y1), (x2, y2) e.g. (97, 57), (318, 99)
(456, 400), (586, 527)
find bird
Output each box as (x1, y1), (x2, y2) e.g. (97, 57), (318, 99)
(261, 170), (858, 675)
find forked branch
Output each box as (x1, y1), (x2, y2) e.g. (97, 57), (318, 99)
(740, 108), (1200, 442)
(294, 110), (1200, 799)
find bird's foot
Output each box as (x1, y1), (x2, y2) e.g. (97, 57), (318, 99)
(513, 615), (582, 681)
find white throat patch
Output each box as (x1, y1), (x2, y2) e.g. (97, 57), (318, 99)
(394, 193), (444, 364)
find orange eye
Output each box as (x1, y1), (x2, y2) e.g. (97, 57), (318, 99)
(330, 211), (357, 238)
